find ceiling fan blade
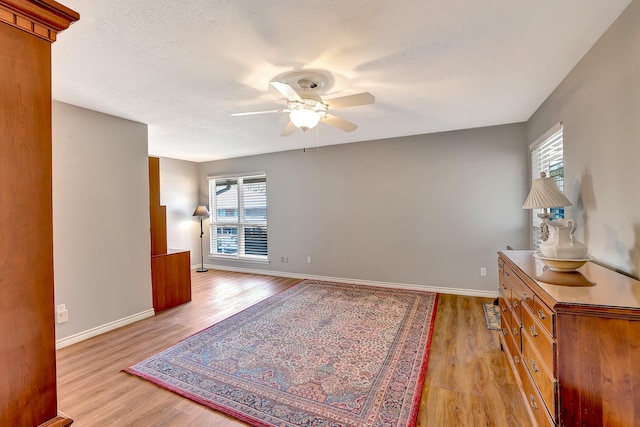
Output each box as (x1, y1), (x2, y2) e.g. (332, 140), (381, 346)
(270, 81), (302, 102)
(324, 92), (375, 109)
(322, 113), (358, 132)
(281, 121), (297, 137)
(231, 109), (288, 116)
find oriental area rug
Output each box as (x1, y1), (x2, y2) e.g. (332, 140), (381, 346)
(482, 302), (501, 331)
(126, 279), (439, 427)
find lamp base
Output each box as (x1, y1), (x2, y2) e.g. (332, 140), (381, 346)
(196, 268), (208, 273)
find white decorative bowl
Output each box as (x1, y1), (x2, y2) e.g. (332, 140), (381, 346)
(533, 254), (593, 272)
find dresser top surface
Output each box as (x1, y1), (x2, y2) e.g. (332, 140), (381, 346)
(499, 250), (640, 310)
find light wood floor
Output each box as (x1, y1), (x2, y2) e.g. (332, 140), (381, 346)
(56, 270), (531, 426)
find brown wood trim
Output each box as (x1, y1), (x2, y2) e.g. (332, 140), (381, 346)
(149, 157), (168, 255)
(555, 303), (640, 320)
(0, 0), (79, 41)
(148, 156), (161, 207)
(37, 415), (73, 427)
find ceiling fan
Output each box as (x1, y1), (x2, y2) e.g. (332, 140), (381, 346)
(232, 78), (375, 136)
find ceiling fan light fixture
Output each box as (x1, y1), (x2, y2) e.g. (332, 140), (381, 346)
(289, 108), (322, 131)
(233, 74), (373, 135)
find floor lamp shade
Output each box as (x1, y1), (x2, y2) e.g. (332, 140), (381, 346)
(193, 205), (210, 218)
(193, 206), (210, 272)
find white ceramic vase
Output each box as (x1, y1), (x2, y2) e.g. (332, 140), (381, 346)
(538, 218), (588, 259)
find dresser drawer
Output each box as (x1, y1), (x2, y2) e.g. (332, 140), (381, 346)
(500, 299), (510, 341)
(508, 324), (522, 367)
(533, 297), (555, 338)
(500, 308), (521, 354)
(505, 335), (522, 368)
(522, 332), (557, 420)
(522, 304), (555, 375)
(517, 358), (555, 427)
(499, 294), (511, 328)
(499, 260), (510, 296)
(509, 309), (522, 344)
(502, 320), (523, 370)
(505, 266), (528, 315)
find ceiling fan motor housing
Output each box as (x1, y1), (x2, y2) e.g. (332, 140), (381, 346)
(233, 69), (373, 134)
(296, 78), (318, 90)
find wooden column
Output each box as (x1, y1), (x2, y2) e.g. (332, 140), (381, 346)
(149, 156), (168, 255)
(0, 1), (78, 426)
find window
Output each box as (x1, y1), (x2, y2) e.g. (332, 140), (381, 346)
(208, 174), (267, 261)
(530, 123), (565, 248)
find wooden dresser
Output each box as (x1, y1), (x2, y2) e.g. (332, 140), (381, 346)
(498, 250), (640, 427)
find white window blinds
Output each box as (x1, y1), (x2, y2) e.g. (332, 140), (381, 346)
(208, 174), (267, 260)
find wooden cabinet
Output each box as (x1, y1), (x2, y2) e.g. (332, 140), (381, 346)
(151, 250), (192, 312)
(0, 1), (78, 426)
(498, 250), (640, 427)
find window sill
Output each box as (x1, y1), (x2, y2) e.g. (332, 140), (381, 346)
(209, 254), (270, 265)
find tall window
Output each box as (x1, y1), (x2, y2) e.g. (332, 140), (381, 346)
(530, 123), (565, 248)
(208, 173), (268, 261)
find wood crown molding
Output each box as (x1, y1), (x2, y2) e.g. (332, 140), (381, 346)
(0, 0), (79, 42)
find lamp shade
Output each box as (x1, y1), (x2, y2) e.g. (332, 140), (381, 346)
(289, 108), (321, 131)
(522, 172), (572, 209)
(193, 205), (210, 217)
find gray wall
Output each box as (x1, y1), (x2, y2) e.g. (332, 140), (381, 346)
(52, 102), (153, 342)
(47, 0), (640, 344)
(527, 0), (640, 276)
(198, 123), (529, 294)
(158, 157), (201, 266)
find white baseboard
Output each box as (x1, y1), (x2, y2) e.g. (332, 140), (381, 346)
(55, 267), (497, 350)
(201, 263), (499, 298)
(55, 309), (155, 349)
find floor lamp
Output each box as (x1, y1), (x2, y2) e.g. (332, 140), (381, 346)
(193, 205), (210, 273)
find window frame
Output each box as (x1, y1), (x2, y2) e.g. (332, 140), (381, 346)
(529, 122), (565, 249)
(208, 172), (268, 263)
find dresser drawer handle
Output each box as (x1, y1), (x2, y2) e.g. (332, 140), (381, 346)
(513, 300), (519, 308)
(513, 327), (519, 336)
(514, 355), (520, 365)
(537, 309), (546, 320)
(505, 271), (510, 277)
(502, 328), (509, 337)
(529, 394), (539, 410)
(523, 292), (532, 302)
(529, 325), (538, 337)
(501, 305), (507, 312)
(530, 359), (539, 373)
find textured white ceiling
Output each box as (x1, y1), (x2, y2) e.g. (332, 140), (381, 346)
(51, 0), (631, 162)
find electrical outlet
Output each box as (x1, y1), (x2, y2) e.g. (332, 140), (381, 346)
(56, 310), (69, 323)
(284, 256), (288, 263)
(307, 256), (312, 264)
(480, 267), (487, 276)
(56, 304), (69, 324)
